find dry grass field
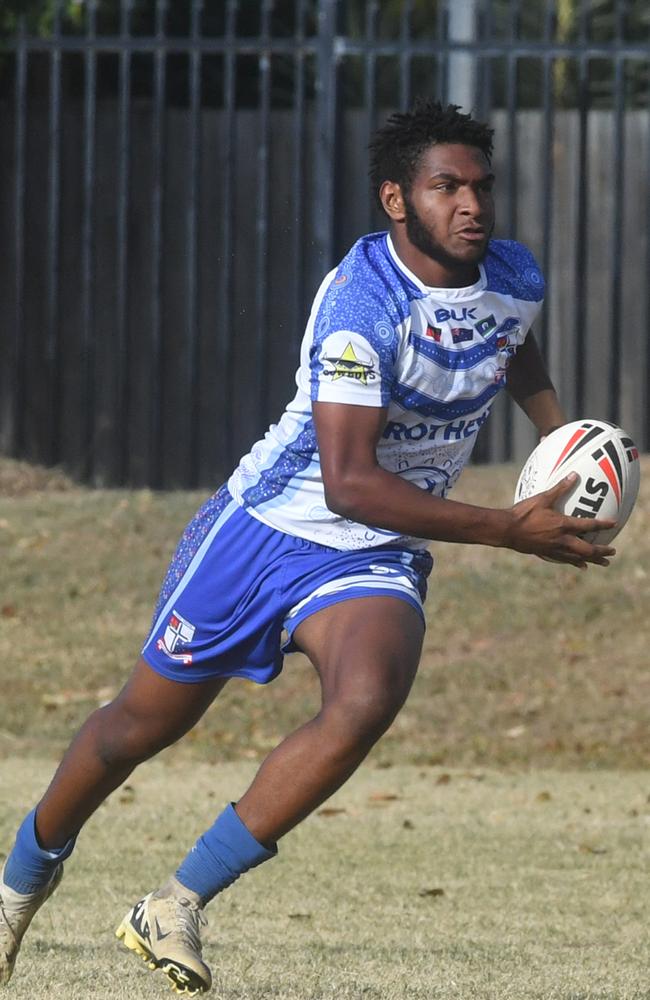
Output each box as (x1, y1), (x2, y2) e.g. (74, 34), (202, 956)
(1, 455), (649, 999)
(2, 757), (650, 1000)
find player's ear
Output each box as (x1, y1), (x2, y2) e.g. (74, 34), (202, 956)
(379, 180), (406, 222)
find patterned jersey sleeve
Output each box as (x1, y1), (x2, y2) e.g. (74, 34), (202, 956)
(309, 268), (403, 408)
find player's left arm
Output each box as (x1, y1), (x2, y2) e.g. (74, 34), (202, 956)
(506, 331), (567, 438)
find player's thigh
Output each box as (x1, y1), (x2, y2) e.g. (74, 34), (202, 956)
(293, 596), (424, 708)
(105, 656), (229, 746)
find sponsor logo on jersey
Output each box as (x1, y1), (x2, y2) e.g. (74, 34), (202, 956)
(494, 316), (521, 337)
(494, 317), (521, 357)
(434, 306), (478, 323)
(383, 410), (490, 442)
(156, 609), (195, 664)
(322, 342), (376, 384)
(397, 463), (457, 497)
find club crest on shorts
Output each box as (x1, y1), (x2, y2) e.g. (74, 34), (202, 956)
(156, 609), (195, 664)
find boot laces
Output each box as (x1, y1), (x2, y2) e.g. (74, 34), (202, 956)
(163, 896), (207, 954)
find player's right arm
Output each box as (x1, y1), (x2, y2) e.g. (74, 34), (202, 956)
(313, 399), (617, 569)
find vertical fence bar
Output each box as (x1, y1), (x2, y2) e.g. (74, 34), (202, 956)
(290, 0), (306, 350)
(447, 0), (479, 112)
(538, 0), (556, 365)
(574, 0), (589, 416)
(220, 0), (237, 471)
(255, 0), (273, 432)
(504, 0), (520, 238)
(476, 0), (494, 120)
(187, 0), (203, 484)
(436, 2), (447, 100)
(314, 0), (339, 270)
(11, 17), (28, 458)
(116, 0), (132, 484)
(45, 2), (63, 465)
(399, 0), (412, 110)
(363, 0), (378, 232)
(646, 36), (650, 447)
(81, 0), (98, 480)
(501, 0), (522, 460)
(608, 5), (625, 424)
(149, 0), (167, 486)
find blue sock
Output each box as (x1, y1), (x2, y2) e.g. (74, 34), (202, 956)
(3, 809), (76, 894)
(175, 803), (276, 905)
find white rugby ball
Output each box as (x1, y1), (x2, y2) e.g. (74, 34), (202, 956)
(514, 420), (641, 544)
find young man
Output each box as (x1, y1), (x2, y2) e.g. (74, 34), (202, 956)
(0, 100), (616, 996)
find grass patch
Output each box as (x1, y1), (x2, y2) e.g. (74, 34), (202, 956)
(2, 759), (650, 999)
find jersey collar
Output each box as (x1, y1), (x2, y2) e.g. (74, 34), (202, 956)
(385, 233), (487, 300)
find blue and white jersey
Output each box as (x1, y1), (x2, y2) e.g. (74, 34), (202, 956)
(228, 232), (544, 550)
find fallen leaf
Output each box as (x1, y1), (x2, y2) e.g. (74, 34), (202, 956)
(578, 843), (608, 855)
(536, 791), (552, 803)
(403, 819), (415, 830)
(368, 792), (399, 802)
(436, 773), (452, 785)
(419, 887), (445, 898)
(119, 784), (136, 804)
(1, 605), (17, 618)
(42, 690), (87, 709)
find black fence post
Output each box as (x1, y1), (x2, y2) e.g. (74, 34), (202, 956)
(313, 0), (339, 278)
(10, 15), (28, 462)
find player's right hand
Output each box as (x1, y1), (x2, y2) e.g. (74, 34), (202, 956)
(504, 474), (617, 569)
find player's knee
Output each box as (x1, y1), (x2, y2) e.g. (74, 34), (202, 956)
(91, 701), (181, 768)
(321, 684), (406, 750)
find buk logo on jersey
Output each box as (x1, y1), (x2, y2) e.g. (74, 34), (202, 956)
(322, 342), (376, 384)
(156, 609), (195, 664)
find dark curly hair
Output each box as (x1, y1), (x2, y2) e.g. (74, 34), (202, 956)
(369, 99), (494, 211)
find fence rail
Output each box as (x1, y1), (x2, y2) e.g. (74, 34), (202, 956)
(1, 0), (649, 488)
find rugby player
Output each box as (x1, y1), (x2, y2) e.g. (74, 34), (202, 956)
(0, 100), (616, 995)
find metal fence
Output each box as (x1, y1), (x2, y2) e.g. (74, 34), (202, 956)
(1, 0), (649, 488)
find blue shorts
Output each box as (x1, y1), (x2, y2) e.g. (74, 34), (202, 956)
(141, 486), (433, 685)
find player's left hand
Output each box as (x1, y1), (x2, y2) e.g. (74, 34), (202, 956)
(505, 475), (617, 569)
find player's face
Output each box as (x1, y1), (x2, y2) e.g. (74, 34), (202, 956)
(396, 144), (495, 282)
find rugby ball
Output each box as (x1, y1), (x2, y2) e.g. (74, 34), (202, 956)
(514, 420), (641, 544)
